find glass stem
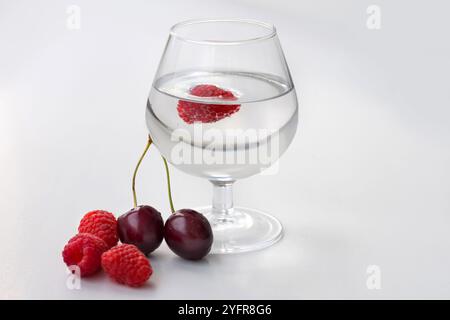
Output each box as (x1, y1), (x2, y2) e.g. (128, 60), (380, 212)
(211, 180), (235, 219)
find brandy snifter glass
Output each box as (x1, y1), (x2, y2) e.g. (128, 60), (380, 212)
(146, 19), (298, 254)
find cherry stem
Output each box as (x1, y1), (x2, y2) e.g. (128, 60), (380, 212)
(162, 156), (175, 213)
(132, 135), (152, 208)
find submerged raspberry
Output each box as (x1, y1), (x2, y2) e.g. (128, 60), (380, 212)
(177, 84), (240, 124)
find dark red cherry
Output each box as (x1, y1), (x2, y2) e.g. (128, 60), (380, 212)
(164, 209), (213, 260)
(118, 205), (164, 255)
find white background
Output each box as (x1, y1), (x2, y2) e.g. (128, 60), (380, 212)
(1, 0), (450, 299)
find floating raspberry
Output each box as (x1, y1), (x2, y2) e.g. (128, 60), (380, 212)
(78, 210), (118, 248)
(101, 244), (152, 287)
(177, 84), (240, 124)
(62, 233), (108, 277)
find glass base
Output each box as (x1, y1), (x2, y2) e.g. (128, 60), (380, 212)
(195, 206), (283, 254)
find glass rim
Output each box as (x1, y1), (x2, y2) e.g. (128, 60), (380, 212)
(169, 19), (277, 45)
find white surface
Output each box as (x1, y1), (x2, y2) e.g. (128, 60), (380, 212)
(1, 0), (450, 299)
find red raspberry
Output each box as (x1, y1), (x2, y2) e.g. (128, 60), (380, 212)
(78, 210), (118, 248)
(177, 84), (240, 124)
(101, 244), (152, 287)
(62, 233), (108, 277)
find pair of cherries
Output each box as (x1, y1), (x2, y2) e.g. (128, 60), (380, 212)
(118, 206), (212, 260)
(118, 135), (213, 260)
